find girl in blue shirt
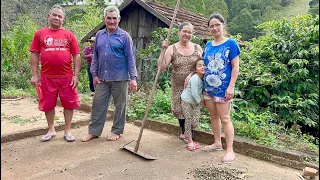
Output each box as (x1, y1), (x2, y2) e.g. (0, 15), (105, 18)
(202, 13), (240, 164)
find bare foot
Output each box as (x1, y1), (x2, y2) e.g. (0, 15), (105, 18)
(222, 152), (235, 164)
(107, 133), (120, 141)
(81, 134), (98, 142)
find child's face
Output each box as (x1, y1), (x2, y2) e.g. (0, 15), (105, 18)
(195, 60), (206, 75)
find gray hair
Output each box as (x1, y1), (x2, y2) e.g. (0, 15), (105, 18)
(103, 6), (120, 18)
(178, 22), (193, 31)
(49, 4), (66, 18)
(207, 13), (225, 26)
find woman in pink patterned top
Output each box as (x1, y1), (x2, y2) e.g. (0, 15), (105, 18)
(83, 37), (95, 95)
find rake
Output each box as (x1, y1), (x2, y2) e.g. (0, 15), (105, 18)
(123, 0), (181, 160)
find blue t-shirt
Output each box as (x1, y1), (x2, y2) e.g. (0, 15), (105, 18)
(203, 39), (240, 97)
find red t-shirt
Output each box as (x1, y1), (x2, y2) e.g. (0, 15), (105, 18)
(29, 27), (80, 77)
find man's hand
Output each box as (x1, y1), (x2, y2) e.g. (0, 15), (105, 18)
(225, 86), (235, 100)
(30, 75), (40, 86)
(93, 77), (101, 89)
(70, 75), (79, 89)
(129, 80), (137, 94)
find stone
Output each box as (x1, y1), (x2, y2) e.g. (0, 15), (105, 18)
(302, 167), (318, 179)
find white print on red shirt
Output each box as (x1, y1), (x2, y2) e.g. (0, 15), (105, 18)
(44, 35), (68, 52)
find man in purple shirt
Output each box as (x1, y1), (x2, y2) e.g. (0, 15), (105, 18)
(83, 37), (95, 96)
(81, 6), (138, 142)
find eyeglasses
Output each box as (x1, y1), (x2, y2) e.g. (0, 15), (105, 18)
(209, 24), (223, 28)
(181, 29), (193, 35)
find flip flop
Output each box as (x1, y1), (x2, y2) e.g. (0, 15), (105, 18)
(64, 135), (75, 142)
(187, 142), (201, 151)
(41, 134), (56, 142)
(202, 144), (223, 152)
(194, 142), (201, 149)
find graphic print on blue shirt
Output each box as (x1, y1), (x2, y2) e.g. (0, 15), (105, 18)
(203, 39), (240, 97)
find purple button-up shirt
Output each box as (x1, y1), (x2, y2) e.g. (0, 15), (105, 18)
(91, 27), (137, 81)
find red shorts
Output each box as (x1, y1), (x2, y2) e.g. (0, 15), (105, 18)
(37, 76), (80, 112)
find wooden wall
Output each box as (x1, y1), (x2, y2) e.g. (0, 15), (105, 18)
(119, 2), (167, 81)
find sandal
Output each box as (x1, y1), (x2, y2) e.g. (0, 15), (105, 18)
(187, 142), (201, 151)
(64, 135), (75, 142)
(41, 133), (56, 142)
(202, 144), (223, 152)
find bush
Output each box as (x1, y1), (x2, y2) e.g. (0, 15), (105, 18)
(238, 15), (319, 135)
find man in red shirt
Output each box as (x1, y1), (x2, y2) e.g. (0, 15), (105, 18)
(29, 5), (81, 142)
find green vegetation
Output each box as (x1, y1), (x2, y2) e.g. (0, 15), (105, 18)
(5, 115), (43, 124)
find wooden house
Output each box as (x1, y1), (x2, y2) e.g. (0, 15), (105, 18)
(81, 0), (210, 80)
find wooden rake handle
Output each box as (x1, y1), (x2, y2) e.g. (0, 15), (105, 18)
(134, 0), (181, 153)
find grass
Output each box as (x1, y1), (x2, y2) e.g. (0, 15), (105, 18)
(1, 87), (36, 98)
(274, 0), (310, 20)
(7, 115), (43, 124)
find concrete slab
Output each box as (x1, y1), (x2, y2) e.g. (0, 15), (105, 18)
(1, 122), (311, 180)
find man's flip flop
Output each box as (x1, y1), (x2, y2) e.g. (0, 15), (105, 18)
(41, 134), (56, 142)
(202, 144), (223, 152)
(64, 135), (75, 142)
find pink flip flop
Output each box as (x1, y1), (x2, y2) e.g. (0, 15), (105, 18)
(187, 142), (201, 151)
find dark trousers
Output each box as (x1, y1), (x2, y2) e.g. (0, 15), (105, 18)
(87, 65), (94, 92)
(179, 119), (195, 138)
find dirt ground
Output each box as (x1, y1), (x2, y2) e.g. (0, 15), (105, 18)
(1, 98), (316, 180)
(1, 98), (90, 135)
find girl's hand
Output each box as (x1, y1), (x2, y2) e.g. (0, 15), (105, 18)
(200, 100), (206, 107)
(184, 72), (194, 88)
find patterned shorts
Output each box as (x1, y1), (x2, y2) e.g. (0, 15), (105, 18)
(203, 92), (233, 103)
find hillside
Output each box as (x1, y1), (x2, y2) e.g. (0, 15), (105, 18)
(274, 0), (310, 20)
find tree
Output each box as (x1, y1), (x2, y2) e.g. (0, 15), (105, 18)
(309, 0), (319, 16)
(1, 0), (59, 32)
(281, 0), (292, 7)
(262, 6), (276, 22)
(203, 0), (229, 19)
(229, 0), (250, 20)
(228, 8), (256, 40)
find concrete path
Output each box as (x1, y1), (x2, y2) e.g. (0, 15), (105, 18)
(1, 122), (306, 180)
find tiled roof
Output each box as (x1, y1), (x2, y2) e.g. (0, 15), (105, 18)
(145, 1), (210, 40)
(81, 0), (211, 43)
